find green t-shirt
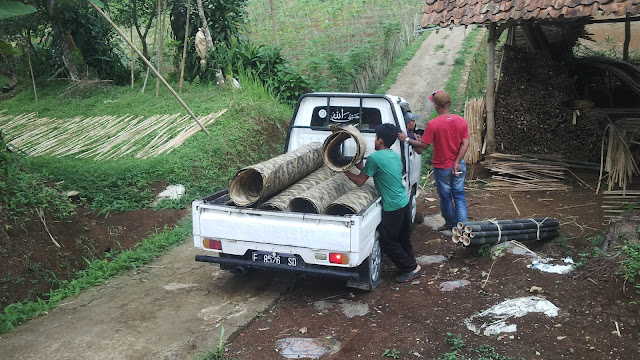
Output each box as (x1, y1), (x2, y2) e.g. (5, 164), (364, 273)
(361, 149), (408, 212)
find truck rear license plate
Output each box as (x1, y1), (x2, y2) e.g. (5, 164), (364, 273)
(252, 252), (297, 267)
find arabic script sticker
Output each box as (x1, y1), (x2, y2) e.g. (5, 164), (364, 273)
(318, 109), (327, 118)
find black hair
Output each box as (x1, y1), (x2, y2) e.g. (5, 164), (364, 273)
(375, 123), (398, 148)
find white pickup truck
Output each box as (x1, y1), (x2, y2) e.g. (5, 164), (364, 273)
(193, 93), (422, 290)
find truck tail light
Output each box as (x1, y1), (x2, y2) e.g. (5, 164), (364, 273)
(329, 252), (349, 265)
(203, 238), (222, 250)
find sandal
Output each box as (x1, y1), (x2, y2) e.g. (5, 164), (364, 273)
(394, 267), (424, 283)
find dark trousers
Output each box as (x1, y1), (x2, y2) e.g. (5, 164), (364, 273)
(377, 203), (417, 273)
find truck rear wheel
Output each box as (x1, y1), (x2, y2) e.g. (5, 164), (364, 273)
(347, 236), (381, 291)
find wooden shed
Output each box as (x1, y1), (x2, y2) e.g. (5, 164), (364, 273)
(420, 0), (640, 152)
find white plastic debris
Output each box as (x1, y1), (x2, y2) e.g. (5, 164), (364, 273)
(465, 296), (559, 336)
(276, 338), (341, 359)
(528, 257), (574, 274)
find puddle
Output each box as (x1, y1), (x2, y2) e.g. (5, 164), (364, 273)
(313, 300), (369, 318)
(276, 337), (341, 359)
(465, 296), (559, 336)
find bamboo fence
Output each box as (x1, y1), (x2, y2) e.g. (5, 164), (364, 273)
(0, 109), (226, 159)
(463, 97), (485, 164)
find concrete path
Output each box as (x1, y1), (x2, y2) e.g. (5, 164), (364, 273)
(0, 241), (293, 360)
(387, 27), (470, 128)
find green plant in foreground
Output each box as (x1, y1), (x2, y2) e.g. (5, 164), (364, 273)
(620, 242), (640, 291)
(195, 326), (228, 360)
(438, 333), (520, 360)
(382, 348), (400, 358)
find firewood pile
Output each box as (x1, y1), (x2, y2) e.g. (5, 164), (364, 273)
(494, 46), (607, 163)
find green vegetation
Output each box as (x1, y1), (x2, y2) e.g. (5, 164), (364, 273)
(382, 348), (400, 358)
(195, 326), (229, 360)
(621, 242), (640, 291)
(437, 333), (522, 360)
(374, 32), (430, 94)
(574, 35), (640, 61)
(0, 220), (191, 333)
(246, 0), (424, 92)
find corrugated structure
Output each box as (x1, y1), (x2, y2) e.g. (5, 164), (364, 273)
(421, 0), (640, 27)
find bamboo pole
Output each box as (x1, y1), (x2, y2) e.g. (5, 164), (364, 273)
(89, 1), (212, 138)
(130, 25), (134, 88)
(623, 14), (630, 62)
(179, 0), (192, 94)
(485, 22), (496, 153)
(25, 41), (37, 102)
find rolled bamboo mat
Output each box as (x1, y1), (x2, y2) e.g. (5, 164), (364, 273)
(463, 98), (485, 164)
(325, 179), (378, 216)
(260, 165), (336, 211)
(289, 172), (357, 214)
(229, 142), (324, 207)
(323, 125), (367, 171)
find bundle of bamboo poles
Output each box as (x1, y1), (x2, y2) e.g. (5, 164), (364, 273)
(602, 190), (640, 219)
(463, 97), (485, 164)
(597, 121), (640, 193)
(451, 218), (559, 246)
(484, 154), (569, 191)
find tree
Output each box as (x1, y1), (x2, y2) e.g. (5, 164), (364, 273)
(110, 0), (157, 60)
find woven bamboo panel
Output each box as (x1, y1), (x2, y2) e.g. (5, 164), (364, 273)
(229, 142), (324, 207)
(324, 179), (378, 216)
(323, 125), (367, 171)
(289, 172), (357, 214)
(260, 165), (336, 211)
(0, 110), (226, 159)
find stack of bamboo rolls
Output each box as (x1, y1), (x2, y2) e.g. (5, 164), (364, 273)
(451, 218), (559, 246)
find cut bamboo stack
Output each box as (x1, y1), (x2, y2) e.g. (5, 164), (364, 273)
(463, 98), (485, 164)
(484, 154), (569, 191)
(451, 218), (559, 246)
(0, 110), (226, 159)
(601, 190), (640, 219)
(597, 120), (640, 193)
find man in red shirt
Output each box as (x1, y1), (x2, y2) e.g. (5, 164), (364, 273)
(398, 90), (469, 232)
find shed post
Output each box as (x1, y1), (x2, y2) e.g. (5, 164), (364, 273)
(624, 13), (631, 61)
(485, 22), (496, 152)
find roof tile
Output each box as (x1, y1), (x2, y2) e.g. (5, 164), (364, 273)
(421, 0), (640, 27)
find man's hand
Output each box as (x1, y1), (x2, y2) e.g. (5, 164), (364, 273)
(398, 131), (407, 142)
(452, 162), (461, 176)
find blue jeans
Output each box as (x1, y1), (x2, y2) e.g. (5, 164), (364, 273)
(433, 160), (467, 228)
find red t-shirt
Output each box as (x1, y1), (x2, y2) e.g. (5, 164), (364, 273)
(421, 114), (469, 169)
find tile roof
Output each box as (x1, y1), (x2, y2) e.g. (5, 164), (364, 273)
(422, 0), (640, 27)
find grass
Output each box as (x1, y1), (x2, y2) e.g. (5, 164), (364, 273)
(437, 333), (522, 360)
(1, 73), (292, 213)
(373, 32), (430, 94)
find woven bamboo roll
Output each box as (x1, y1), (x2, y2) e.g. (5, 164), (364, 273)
(229, 142), (324, 206)
(324, 179), (378, 216)
(289, 173), (357, 214)
(260, 165), (336, 211)
(323, 125), (367, 172)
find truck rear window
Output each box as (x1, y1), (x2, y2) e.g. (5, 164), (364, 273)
(310, 106), (382, 130)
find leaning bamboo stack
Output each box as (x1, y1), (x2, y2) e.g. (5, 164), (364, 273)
(598, 121), (640, 193)
(484, 155), (569, 191)
(463, 98), (485, 164)
(451, 218), (559, 246)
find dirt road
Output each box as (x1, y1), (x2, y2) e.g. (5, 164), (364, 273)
(0, 241), (293, 359)
(387, 27), (471, 127)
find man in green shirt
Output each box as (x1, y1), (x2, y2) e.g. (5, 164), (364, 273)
(344, 124), (423, 283)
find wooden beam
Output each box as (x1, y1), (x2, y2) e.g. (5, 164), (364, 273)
(624, 14), (631, 61)
(486, 22), (496, 153)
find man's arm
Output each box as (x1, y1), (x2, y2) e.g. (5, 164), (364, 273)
(398, 131), (430, 150)
(453, 137), (470, 174)
(344, 169), (369, 187)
